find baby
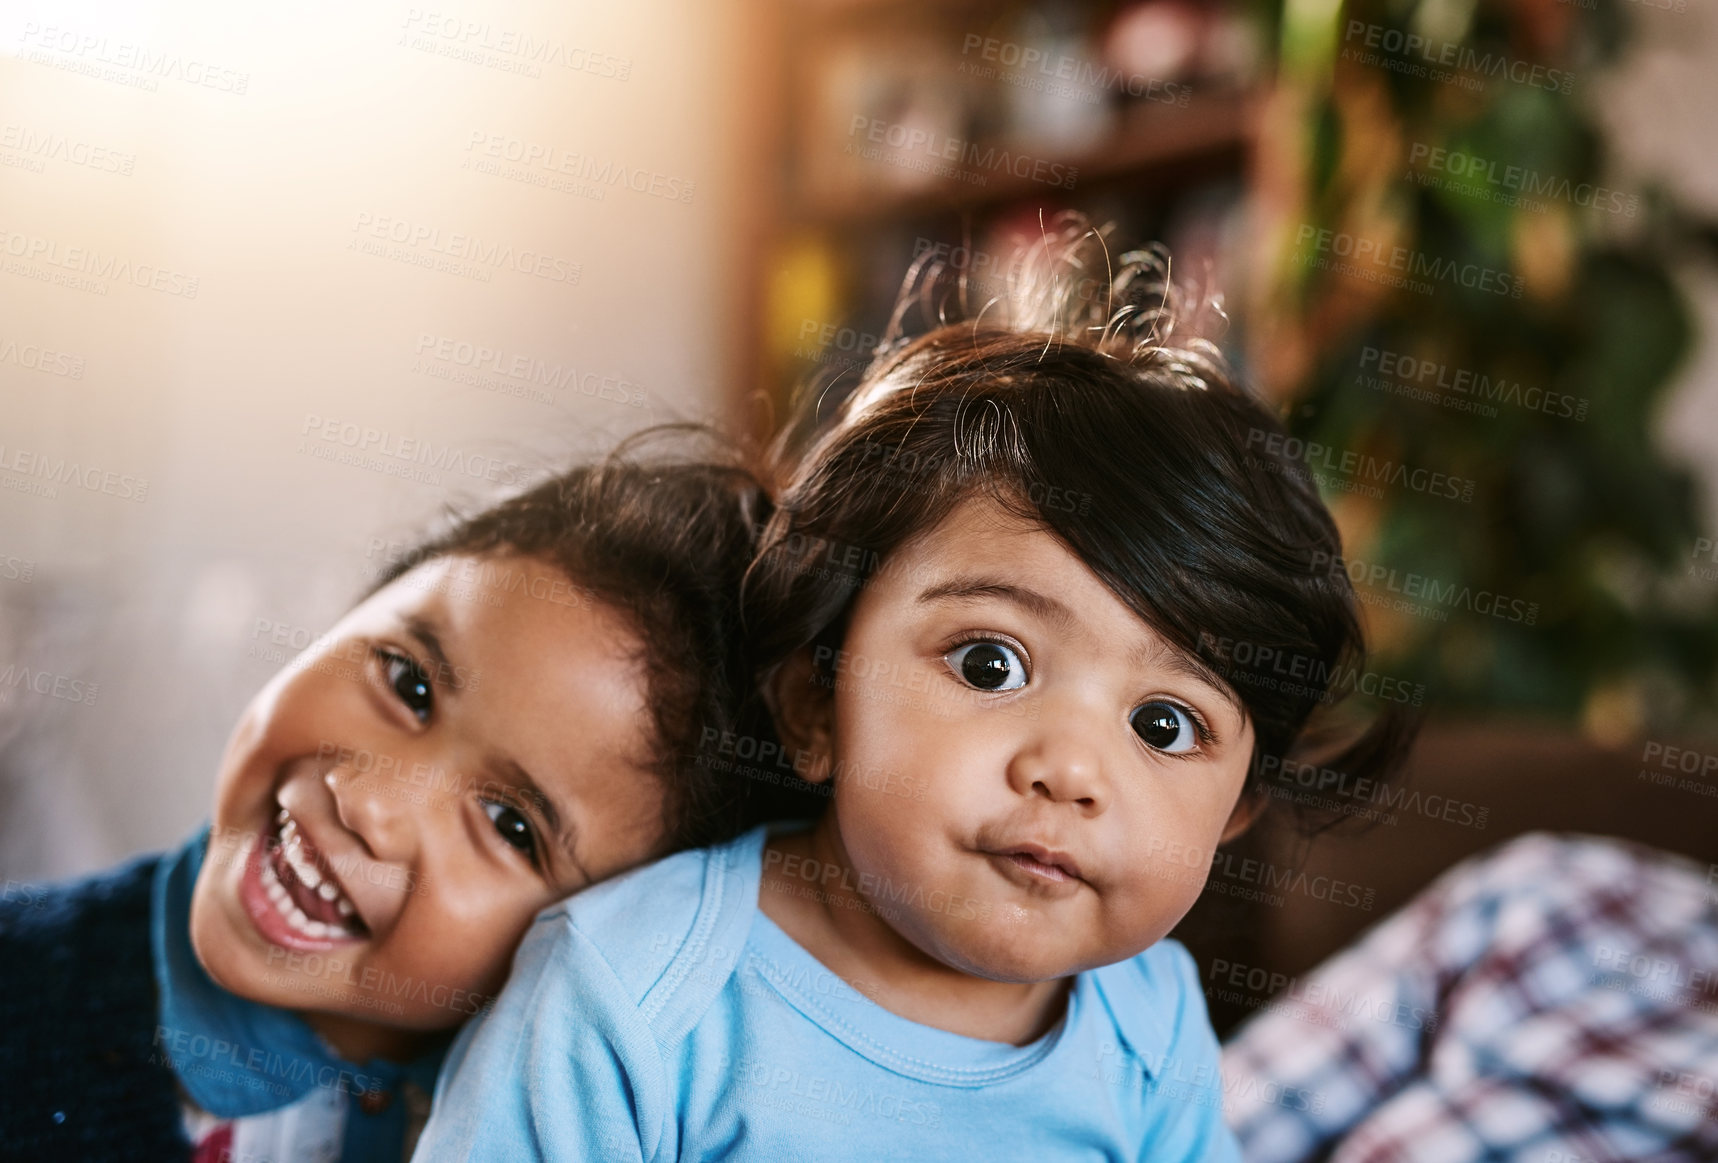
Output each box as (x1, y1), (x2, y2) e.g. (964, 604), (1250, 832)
(414, 227), (1406, 1160)
(0, 434), (787, 1162)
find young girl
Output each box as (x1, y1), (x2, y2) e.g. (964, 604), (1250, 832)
(0, 435), (787, 1162)
(413, 225), (1407, 1160)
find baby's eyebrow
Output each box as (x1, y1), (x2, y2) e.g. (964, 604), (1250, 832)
(916, 577), (1078, 632)
(1141, 642), (1247, 725)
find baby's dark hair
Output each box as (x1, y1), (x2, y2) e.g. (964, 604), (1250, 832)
(744, 218), (1414, 826)
(373, 426), (790, 852)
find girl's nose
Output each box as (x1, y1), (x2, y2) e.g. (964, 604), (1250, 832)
(324, 761), (420, 865)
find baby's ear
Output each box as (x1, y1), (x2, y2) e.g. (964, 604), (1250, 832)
(767, 647), (835, 785)
(1219, 790), (1267, 844)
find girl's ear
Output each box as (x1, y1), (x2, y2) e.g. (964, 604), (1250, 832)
(767, 647), (835, 785)
(1219, 790), (1267, 844)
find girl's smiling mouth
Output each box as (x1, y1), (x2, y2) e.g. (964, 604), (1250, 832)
(239, 806), (369, 950)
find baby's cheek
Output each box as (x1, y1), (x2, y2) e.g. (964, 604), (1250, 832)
(1091, 878), (1195, 969)
(1137, 840), (1213, 910)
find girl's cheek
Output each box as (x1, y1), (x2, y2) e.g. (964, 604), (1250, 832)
(277, 664), (375, 753)
(399, 913), (521, 1003)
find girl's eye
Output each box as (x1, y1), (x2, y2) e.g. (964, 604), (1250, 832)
(946, 641), (1027, 692)
(380, 651), (434, 722)
(1130, 701), (1198, 754)
(481, 799), (538, 862)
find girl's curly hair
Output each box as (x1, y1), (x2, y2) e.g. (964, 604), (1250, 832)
(373, 426), (796, 852)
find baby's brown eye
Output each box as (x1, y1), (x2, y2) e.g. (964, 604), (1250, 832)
(947, 642), (1027, 691)
(380, 651), (433, 722)
(1130, 701), (1196, 753)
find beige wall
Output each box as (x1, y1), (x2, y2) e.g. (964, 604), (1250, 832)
(1599, 3), (1718, 526)
(0, 0), (757, 877)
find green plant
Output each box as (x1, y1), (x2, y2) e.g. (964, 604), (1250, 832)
(1250, 0), (1718, 740)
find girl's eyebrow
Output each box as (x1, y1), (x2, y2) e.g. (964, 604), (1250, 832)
(486, 752), (589, 883)
(409, 611), (589, 880)
(404, 615), (455, 682)
(916, 575), (1246, 722)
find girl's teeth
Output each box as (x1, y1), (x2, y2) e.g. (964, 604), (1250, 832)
(266, 873), (356, 939)
(266, 808), (361, 937)
(284, 837), (323, 890)
(260, 859), (288, 904)
(276, 808), (289, 825)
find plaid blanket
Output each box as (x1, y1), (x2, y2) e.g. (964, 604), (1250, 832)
(1221, 833), (1718, 1162)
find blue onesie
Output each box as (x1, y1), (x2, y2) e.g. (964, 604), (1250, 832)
(415, 825), (1241, 1161)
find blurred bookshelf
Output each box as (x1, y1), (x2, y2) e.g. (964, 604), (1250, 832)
(741, 0), (1274, 425)
(734, 0), (1718, 737)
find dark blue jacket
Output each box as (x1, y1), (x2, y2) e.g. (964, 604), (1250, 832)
(0, 853), (190, 1160)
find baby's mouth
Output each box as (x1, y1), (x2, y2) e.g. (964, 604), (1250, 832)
(260, 807), (368, 941)
(978, 837), (1088, 892)
(1001, 850), (1079, 883)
